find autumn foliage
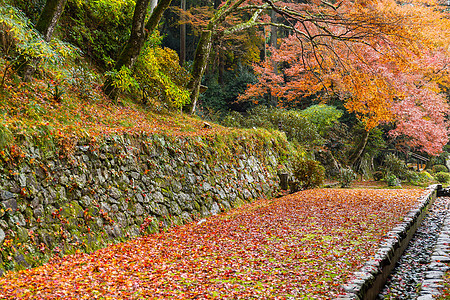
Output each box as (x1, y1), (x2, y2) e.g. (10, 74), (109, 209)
(0, 189), (424, 299)
(241, 0), (450, 155)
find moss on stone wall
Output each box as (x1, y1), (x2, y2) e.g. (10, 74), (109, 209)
(0, 129), (294, 274)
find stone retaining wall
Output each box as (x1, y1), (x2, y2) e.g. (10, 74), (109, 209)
(0, 131), (291, 274)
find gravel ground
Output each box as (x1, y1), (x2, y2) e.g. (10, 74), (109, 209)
(378, 196), (450, 299)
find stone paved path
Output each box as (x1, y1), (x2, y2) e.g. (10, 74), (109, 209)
(418, 199), (450, 299)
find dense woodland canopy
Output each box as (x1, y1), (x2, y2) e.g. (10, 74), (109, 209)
(0, 0), (450, 176)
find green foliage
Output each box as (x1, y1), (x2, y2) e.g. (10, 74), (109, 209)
(105, 35), (191, 111)
(300, 104), (343, 136)
(47, 82), (65, 102)
(428, 151), (449, 167)
(292, 158), (325, 190)
(339, 168), (356, 188)
(219, 111), (244, 127)
(405, 170), (419, 183)
(106, 65), (137, 93)
(0, 4), (76, 61)
(434, 172), (450, 184)
(385, 174), (400, 187)
(8, 0), (45, 23)
(221, 106), (323, 148)
(64, 0), (135, 68)
(104, 33), (191, 110)
(200, 66), (257, 112)
(133, 36), (191, 110)
(0, 117), (13, 149)
(360, 127), (386, 168)
(346, 123), (385, 176)
(432, 164), (448, 173)
(0, 3), (80, 89)
(404, 170), (431, 186)
(421, 171), (434, 181)
(66, 63), (100, 101)
(384, 153), (408, 180)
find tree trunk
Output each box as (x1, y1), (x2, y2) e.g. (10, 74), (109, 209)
(218, 47), (224, 86)
(348, 129), (370, 167)
(180, 0), (186, 66)
(184, 0), (247, 113)
(185, 30), (213, 114)
(17, 0), (67, 81)
(145, 0), (172, 36)
(103, 0), (172, 101)
(103, 0), (151, 100)
(150, 0), (158, 13)
(36, 0), (68, 42)
(269, 9), (278, 106)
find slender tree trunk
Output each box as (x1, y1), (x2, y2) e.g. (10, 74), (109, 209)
(218, 46), (225, 86)
(150, 0), (158, 13)
(263, 26), (267, 61)
(269, 9), (278, 106)
(184, 0), (247, 114)
(17, 0), (67, 81)
(103, 0), (172, 101)
(185, 30), (213, 114)
(36, 0), (67, 41)
(270, 10), (277, 53)
(180, 0), (186, 66)
(145, 0), (172, 32)
(103, 0), (151, 100)
(348, 129), (370, 167)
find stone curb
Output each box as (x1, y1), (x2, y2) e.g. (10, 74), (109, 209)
(336, 185), (439, 300)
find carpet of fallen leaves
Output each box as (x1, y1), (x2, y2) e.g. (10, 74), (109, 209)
(0, 188), (424, 299)
(0, 78), (230, 149)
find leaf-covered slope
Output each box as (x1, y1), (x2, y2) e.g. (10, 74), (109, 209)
(0, 188), (424, 299)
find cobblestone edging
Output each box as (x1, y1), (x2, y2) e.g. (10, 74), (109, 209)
(418, 203), (450, 300)
(336, 185), (438, 300)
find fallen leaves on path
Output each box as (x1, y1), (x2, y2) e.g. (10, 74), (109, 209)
(0, 189), (424, 299)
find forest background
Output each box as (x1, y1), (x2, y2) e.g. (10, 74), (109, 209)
(0, 0), (450, 185)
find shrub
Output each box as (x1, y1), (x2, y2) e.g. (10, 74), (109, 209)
(339, 168), (356, 188)
(107, 33), (191, 110)
(221, 111), (246, 128)
(428, 151), (449, 167)
(408, 170), (433, 186)
(373, 171), (384, 181)
(434, 172), (450, 184)
(419, 171), (434, 182)
(432, 164), (448, 173)
(292, 158), (325, 190)
(385, 174), (400, 187)
(384, 154), (408, 180)
(300, 104), (343, 136)
(221, 106), (323, 148)
(134, 41), (191, 110)
(406, 170), (419, 183)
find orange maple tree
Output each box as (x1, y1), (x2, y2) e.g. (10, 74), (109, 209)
(240, 0), (450, 155)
